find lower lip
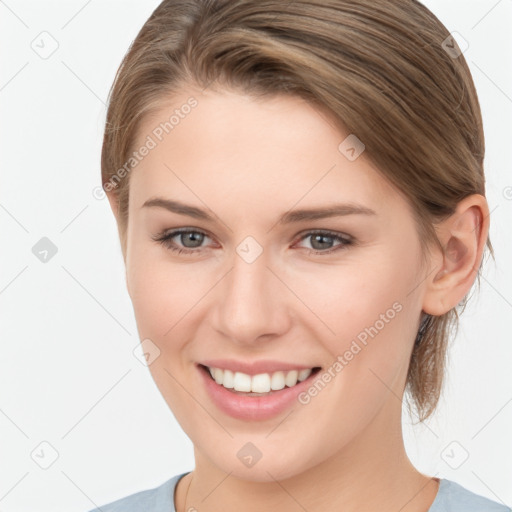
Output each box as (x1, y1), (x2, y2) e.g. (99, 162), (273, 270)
(197, 364), (321, 421)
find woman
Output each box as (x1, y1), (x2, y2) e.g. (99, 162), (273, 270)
(89, 0), (510, 511)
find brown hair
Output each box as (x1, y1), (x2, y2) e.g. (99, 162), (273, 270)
(101, 0), (493, 421)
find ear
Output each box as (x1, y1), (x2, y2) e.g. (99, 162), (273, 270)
(422, 194), (490, 316)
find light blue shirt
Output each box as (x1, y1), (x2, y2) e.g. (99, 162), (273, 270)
(87, 473), (511, 511)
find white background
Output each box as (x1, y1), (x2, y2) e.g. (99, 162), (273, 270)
(0, 1), (511, 511)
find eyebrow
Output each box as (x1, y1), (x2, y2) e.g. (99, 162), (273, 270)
(141, 197), (377, 224)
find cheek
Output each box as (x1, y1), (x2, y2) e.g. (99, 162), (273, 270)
(126, 254), (199, 418)
(288, 245), (422, 379)
(128, 266), (174, 336)
(126, 244), (203, 336)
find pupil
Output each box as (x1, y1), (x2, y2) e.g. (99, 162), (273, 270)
(311, 234), (332, 250)
(182, 232), (204, 248)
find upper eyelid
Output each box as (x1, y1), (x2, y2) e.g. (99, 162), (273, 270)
(157, 227), (214, 243)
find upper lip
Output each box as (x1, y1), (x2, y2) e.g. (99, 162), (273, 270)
(199, 359), (321, 376)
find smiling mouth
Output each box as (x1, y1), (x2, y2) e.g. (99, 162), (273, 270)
(199, 364), (322, 396)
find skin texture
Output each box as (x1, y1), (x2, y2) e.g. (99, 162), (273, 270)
(107, 88), (489, 512)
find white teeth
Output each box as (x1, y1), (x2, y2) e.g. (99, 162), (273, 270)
(298, 368), (312, 382)
(223, 369), (235, 388)
(271, 371), (285, 391)
(213, 368), (223, 385)
(285, 370), (298, 387)
(206, 366), (314, 393)
(251, 373), (270, 393)
(233, 372), (252, 392)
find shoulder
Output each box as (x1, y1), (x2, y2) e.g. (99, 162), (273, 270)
(86, 472), (189, 512)
(430, 479), (511, 512)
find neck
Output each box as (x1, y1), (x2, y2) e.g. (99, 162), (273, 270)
(175, 395), (439, 512)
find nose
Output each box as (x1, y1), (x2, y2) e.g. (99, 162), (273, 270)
(211, 246), (292, 346)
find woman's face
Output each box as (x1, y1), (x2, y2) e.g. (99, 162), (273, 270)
(122, 88), (432, 481)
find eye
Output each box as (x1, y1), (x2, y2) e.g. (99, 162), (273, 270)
(152, 228), (212, 255)
(153, 228), (354, 256)
(294, 230), (353, 255)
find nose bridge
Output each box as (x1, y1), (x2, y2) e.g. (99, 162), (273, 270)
(213, 240), (289, 343)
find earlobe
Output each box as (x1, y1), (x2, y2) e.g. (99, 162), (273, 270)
(422, 194), (489, 316)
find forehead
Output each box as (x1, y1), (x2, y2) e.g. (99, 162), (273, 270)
(129, 89), (405, 218)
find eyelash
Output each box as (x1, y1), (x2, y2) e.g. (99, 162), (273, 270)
(152, 228), (354, 256)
